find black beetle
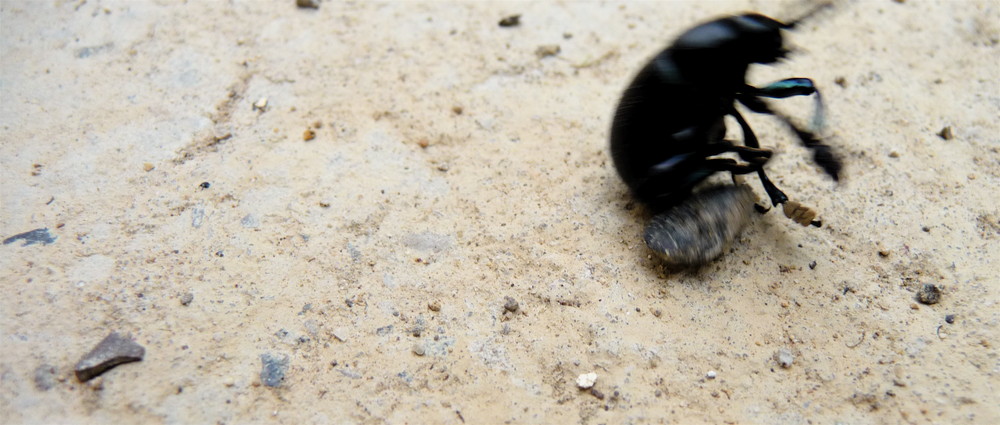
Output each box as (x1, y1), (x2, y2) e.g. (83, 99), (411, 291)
(610, 7), (840, 266)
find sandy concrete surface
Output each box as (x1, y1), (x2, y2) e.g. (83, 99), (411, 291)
(2, 0), (998, 424)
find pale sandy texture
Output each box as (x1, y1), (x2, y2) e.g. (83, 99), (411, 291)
(2, 1), (998, 424)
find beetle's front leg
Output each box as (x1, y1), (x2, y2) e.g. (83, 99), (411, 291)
(742, 78), (826, 132)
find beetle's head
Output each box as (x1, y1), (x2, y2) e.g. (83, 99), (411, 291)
(673, 13), (792, 66)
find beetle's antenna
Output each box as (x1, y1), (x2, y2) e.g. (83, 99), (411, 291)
(785, 2), (833, 29)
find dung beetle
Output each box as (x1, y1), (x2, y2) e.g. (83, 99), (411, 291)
(610, 7), (841, 266)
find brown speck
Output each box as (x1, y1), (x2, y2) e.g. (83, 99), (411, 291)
(834, 76), (847, 87)
(878, 250), (890, 258)
(296, 0), (320, 9)
(319, 201), (330, 208)
(937, 126), (953, 140)
(652, 309), (662, 318)
(428, 301), (441, 312)
(498, 14), (521, 27)
(303, 129), (316, 141)
(143, 163), (154, 172)
(535, 44), (561, 58)
(312, 120), (323, 129)
(451, 106), (463, 115)
(417, 139), (430, 149)
(888, 151), (900, 158)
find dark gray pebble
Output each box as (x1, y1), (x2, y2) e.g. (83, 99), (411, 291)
(180, 292), (194, 306)
(3, 228), (57, 246)
(260, 353), (289, 387)
(503, 296), (519, 312)
(916, 284), (942, 305)
(75, 332), (145, 382)
(945, 314), (956, 324)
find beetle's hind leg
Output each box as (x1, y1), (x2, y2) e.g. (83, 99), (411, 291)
(729, 109), (822, 227)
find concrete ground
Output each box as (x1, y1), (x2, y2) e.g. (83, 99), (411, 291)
(2, 0), (998, 424)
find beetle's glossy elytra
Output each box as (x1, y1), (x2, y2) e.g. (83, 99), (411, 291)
(610, 8), (840, 266)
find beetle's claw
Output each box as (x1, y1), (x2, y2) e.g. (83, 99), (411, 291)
(782, 201), (820, 227)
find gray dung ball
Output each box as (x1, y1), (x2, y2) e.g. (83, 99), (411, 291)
(643, 185), (756, 267)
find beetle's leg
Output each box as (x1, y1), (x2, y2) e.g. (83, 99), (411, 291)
(729, 110), (789, 206)
(750, 78), (826, 131)
(739, 81), (841, 180)
(755, 78), (817, 98)
(701, 142), (773, 162)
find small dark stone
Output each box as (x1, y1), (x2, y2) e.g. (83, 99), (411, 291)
(590, 388), (605, 400)
(916, 284), (942, 305)
(809, 261), (818, 270)
(503, 296), (519, 312)
(260, 353), (289, 387)
(498, 14), (521, 27)
(937, 126), (954, 140)
(33, 364), (58, 391)
(945, 314), (956, 324)
(74, 332), (145, 382)
(376, 325), (394, 336)
(180, 292), (194, 306)
(296, 0), (320, 9)
(3, 228), (57, 246)
(199, 182), (211, 189)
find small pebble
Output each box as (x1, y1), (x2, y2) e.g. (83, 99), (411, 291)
(427, 300), (441, 312)
(775, 349), (794, 368)
(75, 332), (146, 382)
(296, 0), (320, 9)
(535, 44), (560, 58)
(937, 126), (954, 140)
(576, 372), (597, 389)
(253, 97), (268, 112)
(498, 14), (521, 27)
(412, 344), (425, 356)
(917, 283), (942, 305)
(180, 292), (194, 306)
(142, 162), (154, 172)
(303, 129), (316, 141)
(259, 353), (289, 387)
(503, 296), (519, 313)
(945, 314), (956, 324)
(590, 388), (605, 400)
(706, 370), (717, 380)
(199, 182), (211, 189)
